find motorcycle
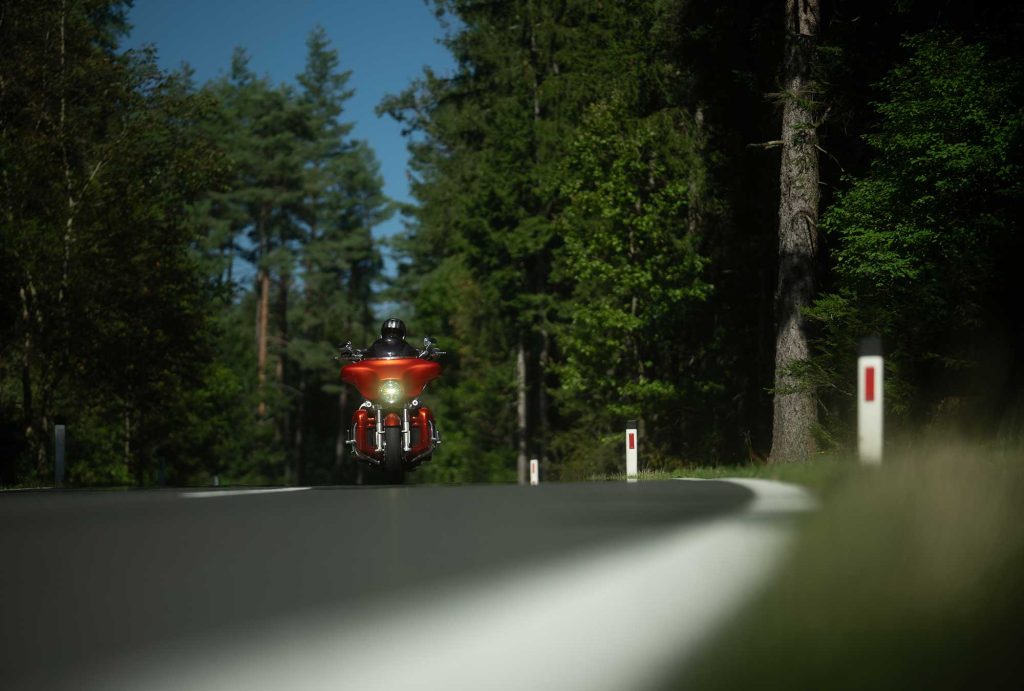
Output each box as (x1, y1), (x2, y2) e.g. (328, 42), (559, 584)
(337, 337), (444, 484)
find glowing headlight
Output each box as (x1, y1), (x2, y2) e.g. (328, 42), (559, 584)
(378, 380), (403, 405)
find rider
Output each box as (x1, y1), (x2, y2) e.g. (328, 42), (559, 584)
(363, 317), (420, 359)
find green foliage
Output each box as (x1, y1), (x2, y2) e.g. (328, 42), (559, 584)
(1, 0), (225, 485)
(289, 28), (389, 483)
(5, 2), (1022, 487)
(384, 1), (744, 473)
(192, 29), (389, 485)
(0, 10), (388, 487)
(381, 0), (731, 480)
(556, 97), (710, 447)
(808, 31), (1023, 436)
(379, 0), (591, 480)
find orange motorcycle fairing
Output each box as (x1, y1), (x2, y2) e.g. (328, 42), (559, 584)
(340, 358), (441, 402)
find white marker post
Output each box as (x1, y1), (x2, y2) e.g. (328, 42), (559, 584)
(857, 336), (884, 465)
(626, 420), (638, 483)
(529, 458), (539, 486)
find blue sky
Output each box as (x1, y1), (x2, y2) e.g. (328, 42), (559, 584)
(127, 0), (455, 258)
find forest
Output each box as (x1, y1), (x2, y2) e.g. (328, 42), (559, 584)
(1, 0), (1021, 487)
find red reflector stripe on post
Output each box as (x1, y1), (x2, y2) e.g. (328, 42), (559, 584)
(865, 367), (875, 402)
(628, 432), (635, 450)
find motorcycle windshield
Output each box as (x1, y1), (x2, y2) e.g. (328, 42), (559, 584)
(363, 337), (419, 359)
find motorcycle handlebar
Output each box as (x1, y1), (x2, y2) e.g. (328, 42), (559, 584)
(337, 340), (443, 361)
(336, 341), (364, 362)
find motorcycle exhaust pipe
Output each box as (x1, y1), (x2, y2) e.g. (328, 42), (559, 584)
(403, 407), (412, 452)
(375, 407), (384, 452)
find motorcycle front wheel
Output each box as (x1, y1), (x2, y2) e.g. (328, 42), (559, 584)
(384, 426), (405, 484)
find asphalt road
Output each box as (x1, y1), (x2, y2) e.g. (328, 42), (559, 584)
(0, 480), (813, 690)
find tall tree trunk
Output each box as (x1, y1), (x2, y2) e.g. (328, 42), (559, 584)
(256, 213), (270, 418)
(59, 0), (74, 314)
(296, 214), (318, 486)
(295, 376), (306, 485)
(516, 339), (528, 484)
(19, 286), (36, 465)
(277, 270), (290, 482)
(688, 106), (705, 236)
(538, 327), (549, 466)
(38, 411), (50, 478)
(524, 11), (547, 475)
(770, 0), (820, 462)
(256, 266), (270, 417)
(335, 388), (349, 483)
(123, 405), (131, 476)
(224, 243), (233, 292)
(337, 308), (358, 484)
(19, 278), (50, 476)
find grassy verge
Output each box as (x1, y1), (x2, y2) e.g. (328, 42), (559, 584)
(665, 440), (1024, 689)
(591, 453), (856, 494)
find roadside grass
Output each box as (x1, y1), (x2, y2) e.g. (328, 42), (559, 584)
(591, 453), (855, 494)
(664, 439), (1024, 690)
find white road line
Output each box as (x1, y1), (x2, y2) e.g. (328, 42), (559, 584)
(180, 487), (311, 499)
(102, 480), (814, 691)
(677, 476), (820, 513)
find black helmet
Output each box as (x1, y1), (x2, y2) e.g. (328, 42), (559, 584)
(381, 317), (406, 340)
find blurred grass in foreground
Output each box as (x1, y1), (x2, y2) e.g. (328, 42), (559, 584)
(667, 440), (1024, 689)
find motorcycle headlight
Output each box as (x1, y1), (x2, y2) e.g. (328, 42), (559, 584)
(378, 380), (403, 405)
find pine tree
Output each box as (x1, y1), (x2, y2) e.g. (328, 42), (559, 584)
(381, 0), (592, 482)
(291, 27), (388, 483)
(1, 0), (223, 484)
